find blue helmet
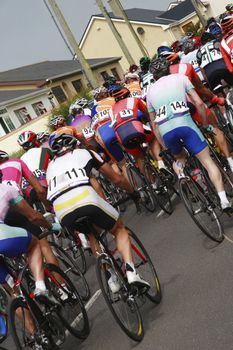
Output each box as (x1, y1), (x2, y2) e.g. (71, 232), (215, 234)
(208, 23), (222, 35)
(157, 46), (173, 56)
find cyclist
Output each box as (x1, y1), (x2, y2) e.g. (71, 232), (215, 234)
(180, 39), (205, 82)
(139, 56), (154, 100)
(108, 85), (167, 174)
(206, 17), (222, 40)
(196, 31), (233, 90)
(219, 12), (233, 74)
(69, 105), (94, 144)
(147, 57), (231, 211)
(36, 131), (50, 147)
(124, 72), (142, 98)
(159, 49), (233, 171)
(47, 133), (149, 292)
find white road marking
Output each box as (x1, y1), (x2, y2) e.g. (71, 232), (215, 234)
(224, 234), (233, 244)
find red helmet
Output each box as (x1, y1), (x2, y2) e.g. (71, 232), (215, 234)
(219, 12), (233, 33)
(17, 131), (38, 150)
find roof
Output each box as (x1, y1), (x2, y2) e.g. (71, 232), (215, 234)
(0, 57), (121, 84)
(159, 0), (195, 20)
(93, 8), (175, 25)
(0, 88), (49, 105)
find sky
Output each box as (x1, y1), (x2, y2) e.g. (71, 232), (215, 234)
(0, 0), (172, 72)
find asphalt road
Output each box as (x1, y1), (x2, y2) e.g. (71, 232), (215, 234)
(3, 197), (233, 350)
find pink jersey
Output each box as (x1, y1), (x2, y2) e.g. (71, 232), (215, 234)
(0, 183), (22, 222)
(0, 159), (32, 192)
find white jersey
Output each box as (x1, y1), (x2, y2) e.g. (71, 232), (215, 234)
(197, 41), (222, 68)
(46, 149), (103, 201)
(21, 148), (43, 173)
(180, 49), (205, 81)
(140, 72), (154, 100)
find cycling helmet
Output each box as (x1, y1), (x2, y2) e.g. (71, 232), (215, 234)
(92, 86), (108, 100)
(109, 85), (130, 102)
(157, 45), (173, 56)
(129, 64), (139, 73)
(182, 39), (196, 54)
(219, 12), (233, 33)
(208, 22), (222, 35)
(75, 98), (88, 108)
(124, 72), (139, 82)
(0, 150), (9, 161)
(201, 31), (215, 45)
(226, 3), (233, 12)
(49, 115), (65, 128)
(207, 17), (216, 27)
(49, 133), (77, 155)
(149, 57), (170, 80)
(37, 131), (50, 144)
(139, 56), (151, 71)
(69, 103), (84, 115)
(103, 75), (117, 89)
(158, 50), (179, 64)
(17, 131), (38, 150)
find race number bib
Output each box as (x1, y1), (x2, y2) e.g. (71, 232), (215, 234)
(91, 114), (99, 129)
(82, 126), (94, 139)
(170, 101), (189, 114)
(33, 169), (46, 179)
(21, 178), (29, 190)
(48, 167), (88, 194)
(119, 109), (133, 119)
(2, 180), (19, 190)
(155, 105), (167, 123)
(130, 91), (141, 98)
(98, 109), (110, 121)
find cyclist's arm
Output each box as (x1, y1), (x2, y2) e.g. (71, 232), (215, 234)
(137, 98), (150, 121)
(27, 175), (52, 211)
(188, 88), (208, 127)
(220, 44), (233, 74)
(189, 66), (214, 101)
(148, 112), (166, 148)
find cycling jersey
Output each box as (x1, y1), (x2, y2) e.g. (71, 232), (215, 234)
(180, 49), (205, 81)
(139, 71), (154, 100)
(46, 148), (104, 202)
(0, 159), (32, 193)
(125, 81), (142, 98)
(196, 41), (222, 68)
(70, 114), (94, 142)
(91, 97), (115, 130)
(21, 147), (54, 197)
(220, 31), (233, 74)
(147, 73), (207, 155)
(0, 184), (23, 222)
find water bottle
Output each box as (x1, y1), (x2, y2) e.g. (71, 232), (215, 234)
(190, 168), (207, 192)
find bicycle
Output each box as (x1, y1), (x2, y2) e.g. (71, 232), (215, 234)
(74, 216), (162, 342)
(3, 254), (89, 350)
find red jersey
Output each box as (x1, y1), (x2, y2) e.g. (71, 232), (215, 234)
(109, 97), (149, 128)
(170, 63), (197, 82)
(220, 32), (233, 74)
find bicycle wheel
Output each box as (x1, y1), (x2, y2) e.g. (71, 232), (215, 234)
(127, 165), (156, 212)
(49, 242), (90, 301)
(9, 297), (62, 350)
(127, 228), (162, 303)
(144, 162), (173, 214)
(179, 177), (224, 242)
(51, 230), (87, 275)
(96, 256), (144, 342)
(45, 264), (89, 339)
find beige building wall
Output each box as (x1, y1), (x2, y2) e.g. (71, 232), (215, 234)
(206, 0), (229, 18)
(81, 18), (173, 71)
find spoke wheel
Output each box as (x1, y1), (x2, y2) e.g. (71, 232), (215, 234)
(45, 264), (90, 339)
(96, 256), (144, 342)
(179, 177), (224, 243)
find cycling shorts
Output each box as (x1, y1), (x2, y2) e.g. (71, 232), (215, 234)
(95, 121), (124, 162)
(0, 223), (32, 284)
(163, 125), (207, 156)
(115, 121), (154, 156)
(204, 59), (233, 90)
(53, 185), (119, 231)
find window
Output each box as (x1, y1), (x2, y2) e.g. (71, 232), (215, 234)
(14, 107), (31, 125)
(111, 68), (120, 81)
(182, 22), (194, 33)
(100, 71), (109, 80)
(0, 109), (16, 134)
(72, 79), (83, 93)
(32, 101), (47, 117)
(51, 86), (67, 103)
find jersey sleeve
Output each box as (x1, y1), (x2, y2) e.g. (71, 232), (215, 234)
(89, 150), (105, 170)
(19, 159), (33, 179)
(146, 88), (156, 113)
(7, 186), (23, 206)
(183, 75), (194, 93)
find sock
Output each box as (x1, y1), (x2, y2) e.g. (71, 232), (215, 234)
(227, 157), (233, 169)
(218, 191), (229, 204)
(35, 280), (46, 291)
(125, 262), (136, 273)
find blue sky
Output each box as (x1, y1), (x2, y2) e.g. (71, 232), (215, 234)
(0, 0), (171, 71)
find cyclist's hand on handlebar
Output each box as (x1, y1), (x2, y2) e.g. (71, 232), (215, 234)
(210, 95), (225, 106)
(203, 124), (214, 133)
(51, 222), (62, 233)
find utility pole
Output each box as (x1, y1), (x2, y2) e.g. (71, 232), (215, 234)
(190, 0), (207, 27)
(47, 0), (99, 88)
(96, 0), (135, 66)
(108, 0), (148, 57)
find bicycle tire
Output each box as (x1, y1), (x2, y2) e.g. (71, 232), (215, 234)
(9, 297), (61, 350)
(127, 228), (162, 303)
(96, 255), (144, 342)
(126, 164), (156, 212)
(144, 162), (173, 215)
(45, 264), (90, 339)
(49, 242), (90, 301)
(179, 177), (224, 242)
